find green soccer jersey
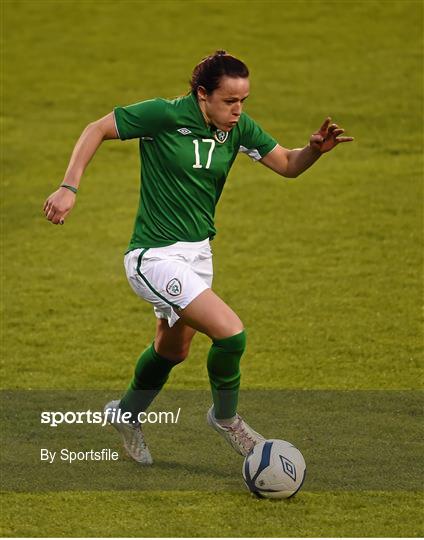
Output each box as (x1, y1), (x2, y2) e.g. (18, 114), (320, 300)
(114, 92), (277, 250)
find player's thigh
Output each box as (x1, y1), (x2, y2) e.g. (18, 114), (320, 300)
(178, 288), (243, 340)
(154, 318), (197, 362)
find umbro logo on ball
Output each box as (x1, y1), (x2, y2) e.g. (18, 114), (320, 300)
(279, 454), (297, 481)
(166, 278), (182, 296)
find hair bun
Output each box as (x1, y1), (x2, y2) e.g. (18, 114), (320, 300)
(190, 51), (249, 95)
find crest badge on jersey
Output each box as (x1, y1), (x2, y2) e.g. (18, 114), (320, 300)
(214, 129), (228, 144)
(166, 278), (182, 297)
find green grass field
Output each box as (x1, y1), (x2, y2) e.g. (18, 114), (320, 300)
(2, 0), (423, 537)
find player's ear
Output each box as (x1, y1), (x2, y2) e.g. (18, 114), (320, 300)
(197, 86), (207, 101)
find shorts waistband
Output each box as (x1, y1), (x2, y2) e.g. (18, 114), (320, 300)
(126, 238), (210, 256)
(165, 238), (210, 250)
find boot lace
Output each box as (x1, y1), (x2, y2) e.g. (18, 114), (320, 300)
(226, 418), (257, 453)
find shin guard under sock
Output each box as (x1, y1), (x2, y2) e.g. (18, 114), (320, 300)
(207, 330), (246, 419)
(119, 343), (177, 422)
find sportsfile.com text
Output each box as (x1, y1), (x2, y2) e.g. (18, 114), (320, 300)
(40, 407), (181, 427)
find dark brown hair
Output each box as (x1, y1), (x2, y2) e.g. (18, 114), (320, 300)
(190, 50), (249, 96)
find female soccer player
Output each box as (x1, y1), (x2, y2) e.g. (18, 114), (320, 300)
(43, 51), (353, 465)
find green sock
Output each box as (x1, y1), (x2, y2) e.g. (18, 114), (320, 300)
(207, 330), (246, 420)
(119, 343), (177, 422)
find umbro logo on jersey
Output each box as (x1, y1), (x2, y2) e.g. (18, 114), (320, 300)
(214, 129), (228, 143)
(177, 128), (192, 135)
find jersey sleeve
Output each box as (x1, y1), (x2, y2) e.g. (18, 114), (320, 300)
(113, 98), (175, 140)
(238, 112), (278, 161)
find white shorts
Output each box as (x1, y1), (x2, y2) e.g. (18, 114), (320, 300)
(124, 238), (213, 327)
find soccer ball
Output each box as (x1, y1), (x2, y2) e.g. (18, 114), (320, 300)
(242, 439), (306, 499)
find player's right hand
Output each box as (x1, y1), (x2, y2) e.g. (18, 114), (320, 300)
(43, 187), (76, 225)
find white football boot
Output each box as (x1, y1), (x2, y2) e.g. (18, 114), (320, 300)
(207, 406), (265, 457)
(104, 400), (153, 465)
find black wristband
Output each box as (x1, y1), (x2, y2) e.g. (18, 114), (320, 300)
(60, 183), (78, 194)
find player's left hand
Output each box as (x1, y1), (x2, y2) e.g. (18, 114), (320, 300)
(309, 117), (354, 153)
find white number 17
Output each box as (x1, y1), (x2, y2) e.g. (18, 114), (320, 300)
(193, 138), (216, 169)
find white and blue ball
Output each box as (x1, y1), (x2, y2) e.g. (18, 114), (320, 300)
(242, 439), (306, 499)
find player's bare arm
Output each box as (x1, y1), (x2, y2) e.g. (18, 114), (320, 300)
(43, 112), (118, 225)
(260, 117), (354, 178)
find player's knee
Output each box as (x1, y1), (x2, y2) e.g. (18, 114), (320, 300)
(213, 315), (244, 342)
(169, 347), (190, 363)
(155, 342), (190, 363)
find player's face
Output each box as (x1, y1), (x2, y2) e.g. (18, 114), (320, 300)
(198, 76), (250, 132)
